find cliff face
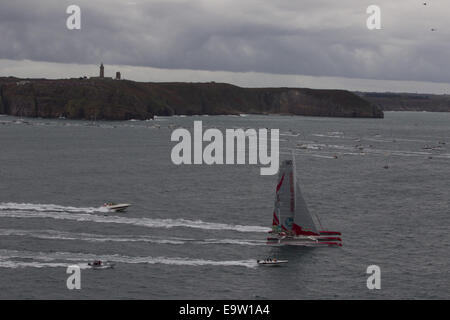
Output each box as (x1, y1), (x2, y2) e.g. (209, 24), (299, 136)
(358, 92), (450, 112)
(0, 77), (383, 120)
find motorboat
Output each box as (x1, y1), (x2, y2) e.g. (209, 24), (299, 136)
(88, 260), (115, 269)
(102, 203), (131, 212)
(257, 258), (288, 266)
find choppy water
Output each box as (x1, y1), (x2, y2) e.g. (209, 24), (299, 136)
(0, 112), (448, 299)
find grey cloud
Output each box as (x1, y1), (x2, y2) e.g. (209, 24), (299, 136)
(1, 0), (449, 83)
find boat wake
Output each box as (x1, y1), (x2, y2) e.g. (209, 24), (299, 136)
(0, 228), (266, 246)
(0, 249), (258, 269)
(0, 260), (84, 269)
(0, 203), (270, 233)
(0, 202), (108, 214)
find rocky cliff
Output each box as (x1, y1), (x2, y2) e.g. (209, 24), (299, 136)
(357, 92), (450, 112)
(0, 77), (383, 120)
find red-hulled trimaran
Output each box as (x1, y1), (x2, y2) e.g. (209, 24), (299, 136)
(267, 156), (342, 246)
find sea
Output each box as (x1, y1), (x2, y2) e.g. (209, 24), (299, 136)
(0, 112), (448, 299)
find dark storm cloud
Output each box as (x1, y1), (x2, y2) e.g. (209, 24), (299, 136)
(1, 0), (449, 82)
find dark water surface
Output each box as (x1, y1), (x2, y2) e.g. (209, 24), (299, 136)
(0, 112), (448, 299)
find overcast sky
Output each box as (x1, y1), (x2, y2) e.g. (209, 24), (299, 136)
(1, 0), (449, 93)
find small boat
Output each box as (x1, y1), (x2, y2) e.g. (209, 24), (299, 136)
(102, 203), (131, 212)
(257, 258), (288, 266)
(88, 260), (115, 269)
(267, 153), (342, 247)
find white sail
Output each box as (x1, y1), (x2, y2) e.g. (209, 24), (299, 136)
(272, 157), (319, 236)
(292, 181), (319, 235)
(272, 160), (295, 232)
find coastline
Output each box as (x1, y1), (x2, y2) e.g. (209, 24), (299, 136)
(0, 77), (383, 120)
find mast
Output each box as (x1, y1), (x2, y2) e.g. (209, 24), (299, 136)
(291, 149), (297, 209)
(292, 149), (297, 235)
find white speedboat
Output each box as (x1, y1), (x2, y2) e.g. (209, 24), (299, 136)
(102, 203), (131, 212)
(257, 258), (288, 266)
(88, 260), (115, 269)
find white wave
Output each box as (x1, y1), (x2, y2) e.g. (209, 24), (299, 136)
(364, 138), (396, 143)
(291, 152), (335, 159)
(202, 239), (265, 246)
(280, 132), (300, 137)
(0, 202), (108, 214)
(0, 249), (257, 269)
(0, 229), (185, 245)
(292, 142), (448, 159)
(391, 137), (436, 143)
(311, 133), (343, 139)
(0, 229), (266, 246)
(0, 208), (270, 233)
(0, 257), (91, 269)
(0, 260), (82, 269)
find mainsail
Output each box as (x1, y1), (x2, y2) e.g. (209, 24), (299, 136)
(272, 158), (319, 236)
(272, 160), (295, 232)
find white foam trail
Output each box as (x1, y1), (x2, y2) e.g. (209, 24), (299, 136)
(0, 202), (108, 214)
(280, 133), (300, 137)
(364, 138), (393, 143)
(306, 154), (336, 159)
(291, 143), (448, 159)
(202, 239), (265, 246)
(0, 257), (91, 269)
(0, 229), (186, 245)
(0, 229), (266, 246)
(391, 137), (436, 143)
(290, 152), (335, 159)
(311, 133), (343, 139)
(0, 250), (258, 269)
(0, 207), (270, 233)
(0, 260), (83, 269)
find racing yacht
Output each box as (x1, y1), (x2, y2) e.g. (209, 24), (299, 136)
(267, 155), (342, 247)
